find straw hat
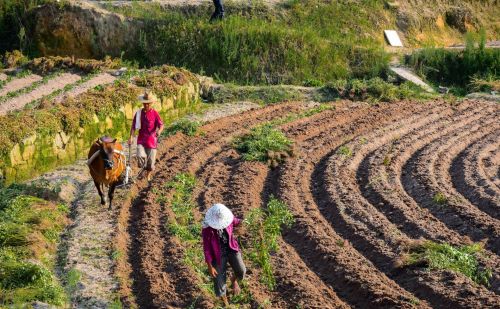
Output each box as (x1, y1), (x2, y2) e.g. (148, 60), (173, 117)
(138, 91), (158, 104)
(204, 203), (234, 230)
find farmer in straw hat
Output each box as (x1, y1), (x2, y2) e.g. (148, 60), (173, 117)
(128, 91), (164, 182)
(202, 204), (246, 306)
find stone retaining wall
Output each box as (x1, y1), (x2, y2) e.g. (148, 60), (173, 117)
(0, 82), (200, 184)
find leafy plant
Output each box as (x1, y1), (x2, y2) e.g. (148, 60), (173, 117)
(405, 241), (492, 286)
(233, 124), (293, 163)
(163, 119), (201, 137)
(433, 192), (448, 206)
(337, 145), (352, 158)
(245, 196), (294, 290)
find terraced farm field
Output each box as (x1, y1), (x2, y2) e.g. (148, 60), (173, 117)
(120, 99), (500, 308)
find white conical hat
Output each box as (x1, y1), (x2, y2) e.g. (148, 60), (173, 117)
(204, 203), (234, 230)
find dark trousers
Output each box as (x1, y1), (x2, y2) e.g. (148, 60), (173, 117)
(212, 251), (246, 297)
(211, 0), (224, 21)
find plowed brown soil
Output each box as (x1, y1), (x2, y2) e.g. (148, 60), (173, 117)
(119, 99), (500, 308)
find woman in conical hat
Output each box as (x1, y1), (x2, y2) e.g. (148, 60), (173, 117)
(202, 203), (246, 306)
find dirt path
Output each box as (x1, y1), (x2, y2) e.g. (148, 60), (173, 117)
(0, 74), (42, 97)
(0, 72), (81, 115)
(54, 72), (116, 103)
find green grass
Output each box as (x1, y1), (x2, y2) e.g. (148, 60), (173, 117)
(0, 184), (69, 307)
(406, 33), (500, 92)
(103, 0), (391, 85)
(406, 241), (492, 286)
(245, 196), (294, 290)
(163, 119), (202, 137)
(233, 124), (292, 163)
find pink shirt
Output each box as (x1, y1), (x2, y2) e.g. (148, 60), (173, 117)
(202, 217), (241, 266)
(132, 109), (163, 149)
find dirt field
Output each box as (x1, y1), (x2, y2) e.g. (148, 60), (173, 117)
(118, 99), (500, 308)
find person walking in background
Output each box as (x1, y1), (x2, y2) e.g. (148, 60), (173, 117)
(202, 203), (246, 306)
(128, 91), (164, 182)
(210, 0), (225, 21)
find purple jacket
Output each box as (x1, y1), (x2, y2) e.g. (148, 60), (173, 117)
(202, 217), (241, 266)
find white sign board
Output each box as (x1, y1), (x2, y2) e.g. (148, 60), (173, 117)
(384, 30), (403, 47)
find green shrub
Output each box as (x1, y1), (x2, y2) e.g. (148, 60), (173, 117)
(163, 119), (201, 137)
(433, 192), (448, 205)
(233, 124), (292, 163)
(337, 145), (352, 158)
(245, 196), (294, 290)
(406, 241), (492, 286)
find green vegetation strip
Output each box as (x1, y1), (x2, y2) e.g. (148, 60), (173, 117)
(0, 184), (69, 306)
(405, 241), (492, 286)
(160, 174), (295, 306)
(158, 174), (213, 296)
(245, 196), (294, 290)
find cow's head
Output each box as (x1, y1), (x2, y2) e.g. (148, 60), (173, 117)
(97, 136), (117, 170)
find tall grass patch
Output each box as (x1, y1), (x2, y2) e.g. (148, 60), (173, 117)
(406, 35), (500, 91)
(405, 241), (492, 286)
(245, 196), (294, 290)
(0, 184), (69, 306)
(106, 1), (390, 84)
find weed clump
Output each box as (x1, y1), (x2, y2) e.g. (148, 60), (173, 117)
(233, 124), (293, 166)
(433, 192), (448, 205)
(337, 145), (352, 158)
(163, 119), (201, 137)
(245, 196), (294, 290)
(403, 241), (492, 286)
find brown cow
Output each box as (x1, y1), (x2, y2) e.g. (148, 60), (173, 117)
(87, 136), (126, 209)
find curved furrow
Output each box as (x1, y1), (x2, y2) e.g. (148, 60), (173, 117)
(193, 147), (277, 306)
(316, 102), (500, 307)
(401, 106), (500, 254)
(277, 101), (433, 308)
(356, 106), (500, 294)
(194, 142), (351, 308)
(450, 131), (500, 219)
(480, 144), (500, 190)
(129, 103), (306, 308)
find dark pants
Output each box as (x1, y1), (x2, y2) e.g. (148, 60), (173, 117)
(212, 251), (246, 297)
(210, 0), (224, 21)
